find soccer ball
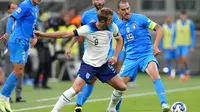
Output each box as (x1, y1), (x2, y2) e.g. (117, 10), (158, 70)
(171, 102), (187, 112)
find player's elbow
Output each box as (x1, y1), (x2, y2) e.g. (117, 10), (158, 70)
(157, 24), (164, 33)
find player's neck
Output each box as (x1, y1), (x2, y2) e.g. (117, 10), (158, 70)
(96, 22), (106, 30)
(31, 0), (37, 6)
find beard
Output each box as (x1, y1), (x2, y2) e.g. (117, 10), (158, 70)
(94, 3), (104, 10)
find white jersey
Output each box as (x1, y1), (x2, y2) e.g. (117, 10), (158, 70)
(76, 22), (120, 67)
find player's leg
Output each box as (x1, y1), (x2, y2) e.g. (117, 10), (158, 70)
(52, 61), (96, 112)
(182, 46), (190, 80)
(75, 77), (96, 112)
(51, 77), (86, 112)
(114, 50), (125, 112)
(143, 56), (170, 112)
(0, 40), (28, 112)
(175, 46), (185, 81)
(164, 49), (173, 80)
(106, 76), (130, 112)
(106, 59), (138, 112)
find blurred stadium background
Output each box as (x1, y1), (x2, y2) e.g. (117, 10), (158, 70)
(0, 0), (200, 112)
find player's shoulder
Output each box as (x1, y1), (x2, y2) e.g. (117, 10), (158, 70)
(111, 23), (118, 30)
(17, 0), (31, 10)
(86, 22), (98, 32)
(188, 19), (195, 24)
(131, 13), (145, 18)
(82, 8), (96, 16)
(19, 0), (29, 7)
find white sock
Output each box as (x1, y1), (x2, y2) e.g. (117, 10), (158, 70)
(51, 87), (76, 112)
(107, 90), (124, 110)
(0, 94), (9, 102)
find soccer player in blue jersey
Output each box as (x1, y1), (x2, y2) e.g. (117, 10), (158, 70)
(172, 11), (195, 81)
(34, 8), (127, 112)
(106, 0), (170, 112)
(0, 0), (40, 111)
(66, 0), (125, 112)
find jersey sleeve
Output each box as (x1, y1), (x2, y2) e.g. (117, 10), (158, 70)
(11, 4), (27, 20)
(81, 13), (86, 25)
(190, 20), (196, 48)
(113, 12), (120, 24)
(76, 25), (91, 37)
(112, 23), (120, 38)
(141, 15), (157, 30)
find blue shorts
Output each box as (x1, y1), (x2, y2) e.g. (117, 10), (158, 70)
(120, 54), (159, 82)
(8, 39), (29, 64)
(164, 49), (176, 60)
(107, 49), (126, 61)
(175, 46), (190, 57)
(77, 61), (117, 83)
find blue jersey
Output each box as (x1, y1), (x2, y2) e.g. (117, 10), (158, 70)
(81, 8), (120, 49)
(9, 0), (39, 42)
(118, 13), (156, 59)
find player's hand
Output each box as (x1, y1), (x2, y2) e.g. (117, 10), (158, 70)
(65, 47), (72, 59)
(0, 33), (10, 43)
(190, 48), (195, 53)
(34, 30), (43, 37)
(108, 56), (117, 65)
(31, 35), (38, 48)
(153, 47), (161, 56)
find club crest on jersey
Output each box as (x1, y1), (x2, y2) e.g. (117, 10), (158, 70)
(133, 24), (136, 29)
(126, 27), (130, 33)
(16, 8), (21, 13)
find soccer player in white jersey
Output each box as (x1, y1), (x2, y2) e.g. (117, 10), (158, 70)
(34, 8), (127, 112)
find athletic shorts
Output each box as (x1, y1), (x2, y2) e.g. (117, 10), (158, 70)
(77, 61), (117, 83)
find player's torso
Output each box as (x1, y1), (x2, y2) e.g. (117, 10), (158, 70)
(83, 24), (114, 67)
(11, 1), (39, 41)
(82, 9), (120, 50)
(118, 14), (153, 58)
(163, 24), (174, 49)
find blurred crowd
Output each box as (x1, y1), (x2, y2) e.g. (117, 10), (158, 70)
(0, 2), (83, 102)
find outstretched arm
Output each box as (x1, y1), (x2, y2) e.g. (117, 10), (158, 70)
(34, 30), (75, 39)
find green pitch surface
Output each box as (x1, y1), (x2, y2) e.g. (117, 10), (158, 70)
(9, 74), (200, 112)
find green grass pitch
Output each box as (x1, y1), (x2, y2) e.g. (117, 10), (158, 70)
(6, 74), (200, 112)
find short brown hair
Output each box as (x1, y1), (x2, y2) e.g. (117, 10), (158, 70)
(97, 7), (113, 22)
(8, 2), (18, 9)
(117, 0), (128, 9)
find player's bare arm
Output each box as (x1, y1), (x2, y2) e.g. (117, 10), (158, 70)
(65, 37), (79, 59)
(34, 30), (75, 39)
(109, 36), (123, 65)
(152, 24), (164, 56)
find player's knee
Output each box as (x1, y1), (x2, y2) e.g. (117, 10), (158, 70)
(13, 67), (24, 77)
(90, 77), (97, 85)
(118, 83), (127, 91)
